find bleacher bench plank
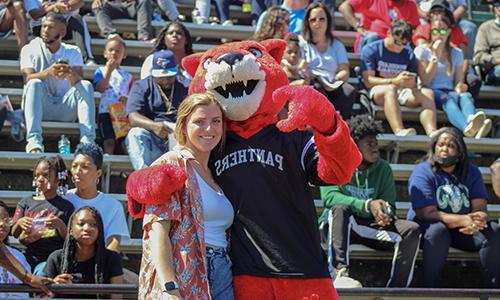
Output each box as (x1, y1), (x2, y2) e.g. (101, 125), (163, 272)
(83, 17), (357, 47)
(0, 151), (132, 172)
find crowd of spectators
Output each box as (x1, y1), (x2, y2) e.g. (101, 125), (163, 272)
(0, 0), (498, 295)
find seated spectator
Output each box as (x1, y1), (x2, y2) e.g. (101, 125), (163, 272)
(91, 0), (153, 41)
(0, 0), (28, 51)
(491, 158), (500, 198)
(93, 35), (133, 155)
(413, 0), (482, 101)
(127, 50), (188, 170)
(140, 22), (193, 88)
(44, 206), (123, 299)
(24, 0), (95, 63)
(255, 0), (308, 35)
(320, 114), (420, 288)
(281, 33), (310, 86)
(20, 13), (95, 153)
(473, 1), (500, 86)
(0, 200), (30, 298)
(339, 0), (419, 53)
(361, 20), (438, 136)
(0, 101), (6, 132)
(253, 5), (290, 41)
(301, 3), (356, 119)
(415, 14), (492, 139)
(11, 155), (74, 274)
(408, 127), (500, 288)
(64, 143), (130, 253)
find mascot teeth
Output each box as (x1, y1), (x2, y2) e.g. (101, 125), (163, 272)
(204, 53), (267, 121)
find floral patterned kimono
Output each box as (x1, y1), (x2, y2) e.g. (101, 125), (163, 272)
(138, 149), (210, 300)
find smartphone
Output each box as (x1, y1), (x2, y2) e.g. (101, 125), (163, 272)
(70, 273), (83, 283)
(56, 58), (69, 65)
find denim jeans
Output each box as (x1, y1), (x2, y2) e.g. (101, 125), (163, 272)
(486, 65), (500, 86)
(458, 18), (477, 60)
(22, 79), (96, 153)
(195, 0), (230, 23)
(206, 247), (234, 300)
(156, 0), (179, 21)
(125, 127), (169, 170)
(358, 31), (381, 53)
(420, 221), (500, 288)
(433, 89), (475, 132)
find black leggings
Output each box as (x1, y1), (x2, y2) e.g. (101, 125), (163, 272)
(313, 81), (357, 120)
(421, 221), (500, 288)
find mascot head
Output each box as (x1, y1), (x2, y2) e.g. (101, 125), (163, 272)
(182, 40), (288, 136)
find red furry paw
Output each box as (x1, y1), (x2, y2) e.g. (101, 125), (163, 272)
(126, 164), (187, 218)
(273, 85), (337, 134)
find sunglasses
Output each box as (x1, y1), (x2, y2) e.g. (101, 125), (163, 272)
(431, 28), (450, 35)
(309, 17), (326, 23)
(394, 39), (409, 46)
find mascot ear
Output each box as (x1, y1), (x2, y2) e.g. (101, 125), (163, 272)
(182, 52), (204, 78)
(260, 39), (286, 63)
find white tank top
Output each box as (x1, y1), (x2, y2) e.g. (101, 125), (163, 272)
(195, 170), (234, 248)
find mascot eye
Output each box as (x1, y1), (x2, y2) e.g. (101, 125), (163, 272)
(248, 48), (262, 58)
(203, 59), (212, 69)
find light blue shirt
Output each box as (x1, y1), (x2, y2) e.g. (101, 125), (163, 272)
(300, 38), (349, 82)
(414, 45), (464, 90)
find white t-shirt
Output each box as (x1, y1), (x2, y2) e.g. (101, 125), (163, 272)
(140, 53), (192, 88)
(64, 190), (130, 242)
(0, 246), (30, 298)
(195, 171), (233, 248)
(93, 66), (133, 114)
(20, 37), (83, 97)
(414, 45), (464, 90)
(300, 38), (349, 83)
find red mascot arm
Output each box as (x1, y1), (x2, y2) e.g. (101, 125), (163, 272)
(126, 164), (187, 218)
(273, 85), (362, 185)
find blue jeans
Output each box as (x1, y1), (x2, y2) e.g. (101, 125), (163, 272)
(125, 127), (169, 170)
(433, 89), (476, 132)
(458, 18), (477, 60)
(358, 32), (381, 53)
(22, 79), (96, 153)
(420, 221), (500, 288)
(206, 247), (234, 300)
(486, 65), (500, 86)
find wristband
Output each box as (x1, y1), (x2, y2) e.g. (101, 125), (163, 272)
(364, 199), (374, 214)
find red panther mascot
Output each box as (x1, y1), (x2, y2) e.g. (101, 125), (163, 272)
(127, 39), (361, 299)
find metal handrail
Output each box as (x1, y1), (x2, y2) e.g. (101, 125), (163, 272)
(0, 283), (138, 295)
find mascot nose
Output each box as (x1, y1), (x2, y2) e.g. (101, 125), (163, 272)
(215, 52), (243, 66)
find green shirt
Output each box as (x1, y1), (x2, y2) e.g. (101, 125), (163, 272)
(319, 158), (396, 223)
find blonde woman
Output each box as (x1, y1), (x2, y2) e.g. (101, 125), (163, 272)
(127, 93), (234, 300)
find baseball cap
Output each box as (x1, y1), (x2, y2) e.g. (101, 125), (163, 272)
(152, 50), (178, 78)
(430, 0), (451, 10)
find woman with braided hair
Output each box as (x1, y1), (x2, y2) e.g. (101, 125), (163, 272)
(43, 206), (123, 299)
(11, 155), (74, 275)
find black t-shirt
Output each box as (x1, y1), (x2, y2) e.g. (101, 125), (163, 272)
(44, 248), (123, 298)
(13, 195), (74, 267)
(209, 125), (330, 278)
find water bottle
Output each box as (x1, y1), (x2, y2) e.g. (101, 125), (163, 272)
(58, 135), (70, 154)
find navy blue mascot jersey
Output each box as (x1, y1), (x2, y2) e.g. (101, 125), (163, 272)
(210, 125), (330, 278)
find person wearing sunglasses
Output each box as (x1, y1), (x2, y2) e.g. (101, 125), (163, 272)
(339, 0), (420, 53)
(300, 2), (356, 119)
(415, 13), (492, 139)
(361, 19), (438, 137)
(473, 0), (500, 86)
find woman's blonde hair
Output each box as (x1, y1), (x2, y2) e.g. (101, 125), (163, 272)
(174, 93), (226, 151)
